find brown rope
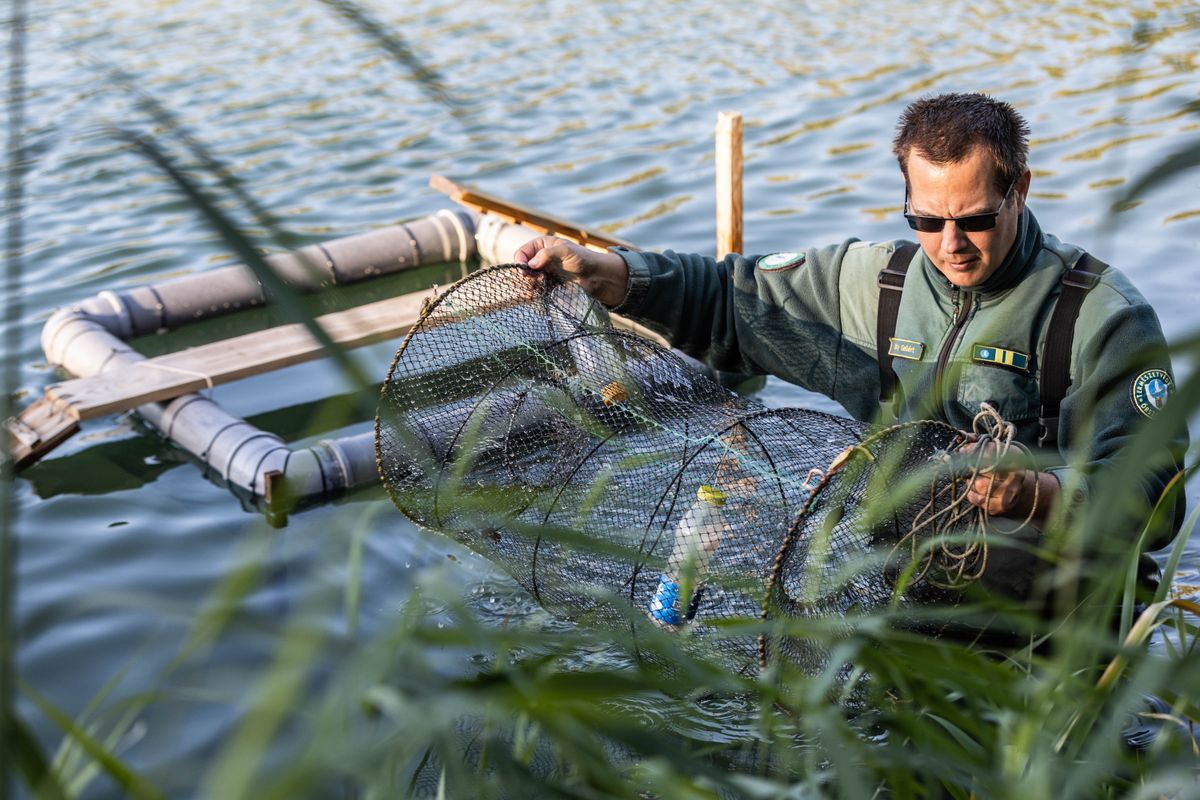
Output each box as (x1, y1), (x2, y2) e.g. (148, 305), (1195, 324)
(891, 403), (1040, 591)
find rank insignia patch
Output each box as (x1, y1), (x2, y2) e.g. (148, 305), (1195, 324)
(888, 338), (925, 361)
(972, 344), (1029, 371)
(756, 252), (805, 271)
(1131, 368), (1172, 418)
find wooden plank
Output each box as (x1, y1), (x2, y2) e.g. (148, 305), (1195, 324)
(4, 396), (81, 471)
(715, 111), (743, 259)
(44, 288), (439, 421)
(39, 281), (660, 423)
(430, 174), (639, 253)
(11, 214), (663, 472)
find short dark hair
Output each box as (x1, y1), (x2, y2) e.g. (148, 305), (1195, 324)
(892, 92), (1030, 196)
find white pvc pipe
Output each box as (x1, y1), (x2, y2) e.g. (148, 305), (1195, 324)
(37, 210), (700, 522)
(34, 311), (365, 510)
(39, 210), (483, 518)
(54, 210), (479, 342)
(474, 214), (542, 265)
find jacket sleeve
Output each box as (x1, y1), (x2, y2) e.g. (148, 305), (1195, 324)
(1048, 281), (1188, 549)
(609, 241), (900, 422)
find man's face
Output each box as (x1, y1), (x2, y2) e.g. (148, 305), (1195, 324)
(905, 146), (1029, 289)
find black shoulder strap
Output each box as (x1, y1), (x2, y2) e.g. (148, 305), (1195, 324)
(1038, 253), (1104, 447)
(877, 244), (920, 403)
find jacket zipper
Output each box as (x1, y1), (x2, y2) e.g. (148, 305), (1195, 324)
(934, 289), (973, 421)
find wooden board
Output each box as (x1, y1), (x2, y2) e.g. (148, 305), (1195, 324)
(430, 174), (639, 253)
(5, 396), (81, 471)
(44, 287), (437, 422)
(19, 281), (665, 424)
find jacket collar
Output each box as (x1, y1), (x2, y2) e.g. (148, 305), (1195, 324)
(921, 208), (1044, 297)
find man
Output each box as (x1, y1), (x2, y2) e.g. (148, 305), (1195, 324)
(515, 92), (1186, 600)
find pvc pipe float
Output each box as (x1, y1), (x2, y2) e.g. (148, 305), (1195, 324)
(474, 214), (543, 265)
(42, 209), (477, 346)
(30, 207), (709, 523)
(138, 396), (379, 515)
(35, 306), (375, 517)
(35, 210), (481, 522)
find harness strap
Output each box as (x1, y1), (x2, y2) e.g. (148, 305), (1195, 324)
(876, 243), (920, 403)
(1038, 253), (1104, 447)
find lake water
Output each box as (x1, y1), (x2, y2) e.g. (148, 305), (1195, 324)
(10, 0), (1200, 792)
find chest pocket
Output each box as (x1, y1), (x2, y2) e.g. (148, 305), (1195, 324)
(890, 355), (939, 420)
(956, 361), (1039, 423)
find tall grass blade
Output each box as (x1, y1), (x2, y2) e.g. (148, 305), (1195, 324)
(1121, 465), (1193, 637)
(51, 653), (147, 797)
(1098, 599), (1200, 693)
(22, 683), (165, 800)
(1109, 140), (1200, 214)
(200, 604), (327, 798)
(2, 0), (28, 796)
(316, 0), (466, 121)
(84, 59), (303, 250)
(1154, 502), (1200, 604)
(8, 709), (69, 800)
(109, 129), (375, 417)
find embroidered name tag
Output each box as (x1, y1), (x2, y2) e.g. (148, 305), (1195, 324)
(888, 338), (925, 361)
(756, 252), (805, 271)
(972, 344), (1029, 371)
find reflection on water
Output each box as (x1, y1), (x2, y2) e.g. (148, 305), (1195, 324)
(12, 0), (1200, 783)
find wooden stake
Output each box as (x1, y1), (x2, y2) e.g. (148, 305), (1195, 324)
(263, 470), (289, 528)
(715, 111), (743, 259)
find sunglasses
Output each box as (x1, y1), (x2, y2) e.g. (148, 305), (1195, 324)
(904, 179), (1016, 233)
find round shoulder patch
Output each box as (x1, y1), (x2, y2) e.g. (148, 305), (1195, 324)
(756, 252), (805, 272)
(1131, 369), (1173, 418)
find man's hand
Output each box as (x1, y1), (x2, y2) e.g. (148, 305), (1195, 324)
(961, 439), (1059, 528)
(514, 236), (630, 308)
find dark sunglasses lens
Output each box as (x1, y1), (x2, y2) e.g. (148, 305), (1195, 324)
(906, 215), (944, 233)
(905, 213), (998, 233)
(956, 213), (998, 232)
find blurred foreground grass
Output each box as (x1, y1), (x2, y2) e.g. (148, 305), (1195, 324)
(5, 2), (1200, 797)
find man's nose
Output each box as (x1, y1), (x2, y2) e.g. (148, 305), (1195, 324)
(941, 221), (971, 252)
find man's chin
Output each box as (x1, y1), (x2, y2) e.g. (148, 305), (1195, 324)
(939, 260), (986, 288)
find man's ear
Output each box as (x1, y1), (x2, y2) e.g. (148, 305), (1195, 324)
(1016, 168), (1032, 213)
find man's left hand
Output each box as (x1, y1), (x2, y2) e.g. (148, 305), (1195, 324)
(960, 440), (1059, 528)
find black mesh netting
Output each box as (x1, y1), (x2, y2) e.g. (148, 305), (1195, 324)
(376, 265), (987, 674)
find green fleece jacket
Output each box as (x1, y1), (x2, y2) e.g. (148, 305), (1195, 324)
(610, 209), (1187, 548)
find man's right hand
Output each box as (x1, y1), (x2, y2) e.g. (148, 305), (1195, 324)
(513, 236), (630, 308)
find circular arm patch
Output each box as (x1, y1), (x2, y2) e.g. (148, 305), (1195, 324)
(1131, 369), (1173, 417)
(756, 252), (806, 272)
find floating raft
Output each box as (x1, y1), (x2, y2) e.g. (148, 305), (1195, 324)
(5, 176), (661, 526)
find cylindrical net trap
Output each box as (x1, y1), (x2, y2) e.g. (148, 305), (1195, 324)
(376, 265), (1006, 673)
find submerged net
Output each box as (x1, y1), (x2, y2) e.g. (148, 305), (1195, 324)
(376, 265), (1005, 674)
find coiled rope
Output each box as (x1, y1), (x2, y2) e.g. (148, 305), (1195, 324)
(896, 403), (1041, 590)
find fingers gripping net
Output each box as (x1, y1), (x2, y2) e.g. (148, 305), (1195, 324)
(375, 265), (989, 671)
